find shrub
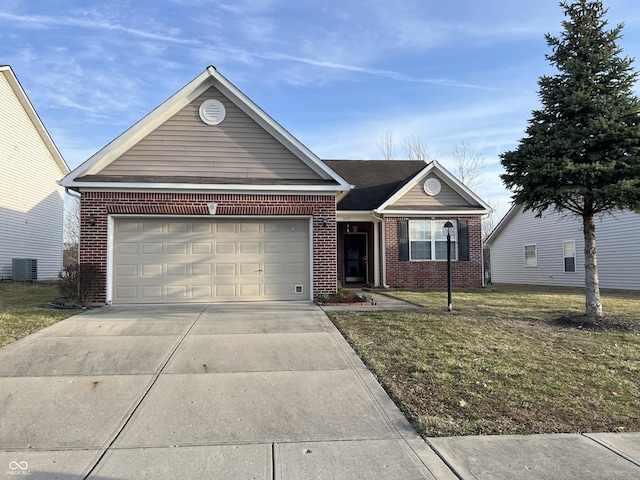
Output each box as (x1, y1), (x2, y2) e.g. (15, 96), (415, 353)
(58, 263), (103, 307)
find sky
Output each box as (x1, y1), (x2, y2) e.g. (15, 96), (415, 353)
(3, 0), (640, 218)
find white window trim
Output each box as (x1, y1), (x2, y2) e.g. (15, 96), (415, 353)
(563, 240), (576, 273)
(524, 244), (537, 267)
(408, 219), (457, 262)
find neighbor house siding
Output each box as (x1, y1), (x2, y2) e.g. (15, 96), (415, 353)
(79, 191), (337, 303)
(489, 206), (640, 290)
(0, 72), (65, 280)
(385, 216), (483, 289)
(100, 87), (322, 180)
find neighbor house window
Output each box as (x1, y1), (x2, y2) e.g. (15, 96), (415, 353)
(524, 244), (537, 267)
(563, 241), (576, 273)
(409, 220), (456, 261)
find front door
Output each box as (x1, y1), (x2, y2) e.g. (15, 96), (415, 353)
(344, 234), (367, 283)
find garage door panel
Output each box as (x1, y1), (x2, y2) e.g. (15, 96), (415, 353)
(142, 243), (163, 254)
(113, 218), (310, 303)
(192, 243), (212, 254)
(116, 264), (136, 276)
(167, 243), (188, 255)
(216, 243), (236, 254)
(167, 264), (187, 276)
(240, 243), (260, 254)
(192, 264), (212, 276)
(143, 221), (163, 233)
(215, 285), (236, 297)
(141, 265), (163, 277)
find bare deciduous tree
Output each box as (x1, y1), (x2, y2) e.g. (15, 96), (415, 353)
(452, 141), (486, 190)
(377, 131), (431, 161)
(401, 135), (430, 161)
(63, 194), (80, 266)
(376, 130), (395, 159)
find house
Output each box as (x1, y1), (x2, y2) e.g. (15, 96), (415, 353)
(0, 65), (69, 280)
(61, 66), (490, 304)
(485, 204), (640, 290)
(324, 160), (491, 289)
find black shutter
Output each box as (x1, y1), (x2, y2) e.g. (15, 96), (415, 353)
(458, 220), (469, 261)
(399, 220), (409, 261)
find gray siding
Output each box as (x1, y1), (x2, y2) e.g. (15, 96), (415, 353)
(388, 174), (473, 209)
(100, 87), (323, 180)
(0, 72), (65, 280)
(490, 206), (640, 290)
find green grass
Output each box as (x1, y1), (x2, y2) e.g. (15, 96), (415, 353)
(0, 281), (81, 347)
(328, 284), (640, 437)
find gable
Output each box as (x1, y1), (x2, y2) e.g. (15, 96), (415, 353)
(387, 173), (474, 209)
(62, 67), (350, 192)
(0, 68), (67, 212)
(97, 86), (323, 181)
(378, 161), (491, 215)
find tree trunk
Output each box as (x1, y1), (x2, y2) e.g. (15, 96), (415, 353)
(583, 213), (603, 318)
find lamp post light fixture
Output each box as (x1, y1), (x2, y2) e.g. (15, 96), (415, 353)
(443, 220), (454, 312)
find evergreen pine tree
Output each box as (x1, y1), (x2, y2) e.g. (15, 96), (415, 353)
(500, 0), (640, 317)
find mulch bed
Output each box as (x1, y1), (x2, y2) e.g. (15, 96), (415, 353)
(551, 314), (638, 332)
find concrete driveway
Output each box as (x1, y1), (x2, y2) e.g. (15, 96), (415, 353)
(0, 302), (454, 479)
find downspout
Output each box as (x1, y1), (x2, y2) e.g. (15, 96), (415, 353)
(373, 210), (389, 288)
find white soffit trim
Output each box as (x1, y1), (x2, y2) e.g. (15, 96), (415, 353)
(381, 210), (491, 216)
(377, 160), (492, 213)
(75, 183), (341, 194)
(336, 211), (376, 222)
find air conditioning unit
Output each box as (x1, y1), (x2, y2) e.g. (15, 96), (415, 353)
(12, 258), (38, 281)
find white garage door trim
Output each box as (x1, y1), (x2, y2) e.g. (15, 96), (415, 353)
(106, 215), (313, 304)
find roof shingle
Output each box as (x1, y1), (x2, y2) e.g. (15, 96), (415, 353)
(324, 160), (427, 211)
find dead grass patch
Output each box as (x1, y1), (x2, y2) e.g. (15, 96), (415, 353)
(328, 284), (639, 437)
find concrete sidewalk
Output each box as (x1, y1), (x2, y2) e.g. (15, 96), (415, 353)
(0, 302), (453, 479)
(1, 302), (639, 479)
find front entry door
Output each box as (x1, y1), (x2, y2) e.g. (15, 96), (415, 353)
(344, 234), (367, 283)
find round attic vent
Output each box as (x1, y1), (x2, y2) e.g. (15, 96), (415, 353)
(424, 177), (442, 196)
(199, 99), (226, 125)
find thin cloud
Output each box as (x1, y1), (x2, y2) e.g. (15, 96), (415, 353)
(0, 11), (199, 45)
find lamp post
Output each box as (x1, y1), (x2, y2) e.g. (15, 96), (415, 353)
(443, 221), (454, 311)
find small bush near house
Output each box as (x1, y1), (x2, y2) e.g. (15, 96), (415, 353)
(58, 263), (103, 307)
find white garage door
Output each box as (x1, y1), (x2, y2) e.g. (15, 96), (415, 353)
(112, 218), (310, 303)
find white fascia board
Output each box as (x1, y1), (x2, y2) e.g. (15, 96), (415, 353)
(207, 67), (351, 191)
(380, 209), (491, 217)
(75, 183), (341, 195)
(336, 211), (376, 222)
(1, 66), (69, 175)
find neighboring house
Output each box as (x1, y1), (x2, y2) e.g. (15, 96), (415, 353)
(485, 204), (640, 290)
(0, 65), (69, 280)
(61, 66), (490, 304)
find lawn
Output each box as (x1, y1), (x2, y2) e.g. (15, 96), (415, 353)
(327, 284), (640, 437)
(0, 281), (81, 347)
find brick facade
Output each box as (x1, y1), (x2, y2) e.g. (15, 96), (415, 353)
(79, 191), (337, 303)
(384, 216), (483, 289)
